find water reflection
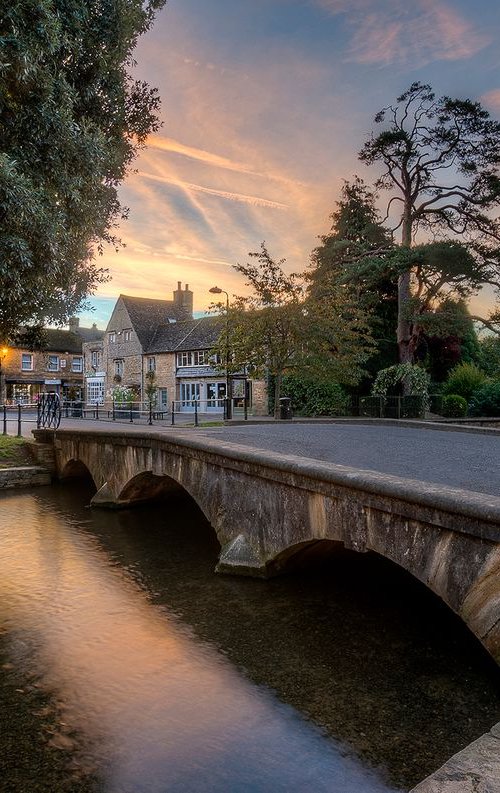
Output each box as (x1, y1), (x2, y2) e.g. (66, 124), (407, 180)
(0, 488), (399, 793)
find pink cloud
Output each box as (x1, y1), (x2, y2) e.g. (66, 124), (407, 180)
(313, 0), (489, 66)
(481, 89), (500, 114)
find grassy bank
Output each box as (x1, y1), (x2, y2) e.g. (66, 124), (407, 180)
(0, 436), (34, 468)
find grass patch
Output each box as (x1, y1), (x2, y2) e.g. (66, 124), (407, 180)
(0, 436), (34, 468)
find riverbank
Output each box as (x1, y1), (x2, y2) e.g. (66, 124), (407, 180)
(0, 435), (35, 468)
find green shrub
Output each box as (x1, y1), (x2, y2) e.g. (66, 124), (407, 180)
(442, 362), (487, 401)
(468, 381), (500, 417)
(280, 375), (349, 416)
(441, 394), (467, 418)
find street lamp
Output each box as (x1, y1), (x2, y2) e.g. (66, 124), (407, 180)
(209, 286), (231, 419)
(0, 346), (9, 405)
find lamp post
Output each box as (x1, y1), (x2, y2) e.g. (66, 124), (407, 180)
(209, 286), (231, 419)
(0, 346), (8, 405)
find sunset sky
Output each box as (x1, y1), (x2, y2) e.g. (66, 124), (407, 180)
(83, 0), (500, 327)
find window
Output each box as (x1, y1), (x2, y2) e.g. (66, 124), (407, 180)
(114, 359), (124, 376)
(47, 355), (59, 372)
(124, 330), (131, 342)
(147, 356), (156, 372)
(87, 378), (104, 404)
(21, 354), (33, 371)
(91, 350), (101, 369)
(109, 332), (116, 343)
(72, 357), (83, 373)
(177, 350), (209, 367)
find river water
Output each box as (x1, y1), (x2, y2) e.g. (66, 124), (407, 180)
(0, 482), (499, 793)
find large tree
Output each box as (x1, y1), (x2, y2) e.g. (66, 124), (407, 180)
(0, 0), (165, 342)
(359, 82), (500, 363)
(214, 243), (373, 417)
(308, 177), (398, 378)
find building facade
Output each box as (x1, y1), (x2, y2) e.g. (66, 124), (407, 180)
(83, 283), (268, 414)
(1, 319), (103, 404)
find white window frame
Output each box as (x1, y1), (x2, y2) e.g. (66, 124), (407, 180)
(91, 350), (101, 369)
(21, 353), (33, 371)
(109, 332), (116, 343)
(114, 359), (124, 376)
(124, 330), (131, 342)
(47, 355), (59, 372)
(72, 356), (83, 373)
(147, 356), (156, 372)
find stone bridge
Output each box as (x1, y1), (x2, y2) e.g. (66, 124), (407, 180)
(34, 427), (500, 664)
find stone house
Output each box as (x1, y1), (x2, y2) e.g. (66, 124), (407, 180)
(1, 319), (103, 404)
(83, 282), (268, 414)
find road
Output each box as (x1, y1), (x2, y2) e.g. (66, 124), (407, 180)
(20, 415), (500, 498)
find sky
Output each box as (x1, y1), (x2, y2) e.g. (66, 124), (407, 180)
(80, 0), (500, 328)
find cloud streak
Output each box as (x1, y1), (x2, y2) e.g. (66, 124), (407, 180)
(139, 171), (290, 210)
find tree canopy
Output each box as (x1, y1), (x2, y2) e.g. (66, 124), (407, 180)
(213, 243), (373, 417)
(0, 0), (165, 342)
(359, 82), (500, 363)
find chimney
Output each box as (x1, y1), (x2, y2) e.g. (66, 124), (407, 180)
(69, 316), (79, 333)
(173, 282), (193, 320)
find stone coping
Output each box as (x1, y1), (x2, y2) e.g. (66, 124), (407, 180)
(35, 428), (500, 530)
(411, 722), (500, 792)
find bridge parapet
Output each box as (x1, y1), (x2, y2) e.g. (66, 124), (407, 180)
(33, 427), (500, 664)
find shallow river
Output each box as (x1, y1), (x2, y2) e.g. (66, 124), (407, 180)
(0, 482), (499, 793)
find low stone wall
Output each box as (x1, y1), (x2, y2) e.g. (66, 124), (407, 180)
(0, 466), (51, 489)
(411, 722), (500, 792)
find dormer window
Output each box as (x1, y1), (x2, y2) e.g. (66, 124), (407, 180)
(109, 332), (116, 343)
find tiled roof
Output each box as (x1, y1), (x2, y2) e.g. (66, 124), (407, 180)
(147, 316), (222, 354)
(120, 295), (188, 348)
(76, 325), (104, 342)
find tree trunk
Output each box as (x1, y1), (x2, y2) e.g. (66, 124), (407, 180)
(398, 207), (413, 368)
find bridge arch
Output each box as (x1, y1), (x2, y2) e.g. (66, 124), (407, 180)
(59, 458), (97, 488)
(34, 427), (500, 664)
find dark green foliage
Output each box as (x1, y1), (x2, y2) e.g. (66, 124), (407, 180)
(0, 0), (165, 341)
(469, 381), (500, 416)
(476, 336), (500, 378)
(278, 375), (349, 417)
(308, 177), (398, 381)
(442, 362), (488, 401)
(441, 394), (468, 418)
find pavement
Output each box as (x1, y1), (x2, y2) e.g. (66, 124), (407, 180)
(14, 413), (500, 499)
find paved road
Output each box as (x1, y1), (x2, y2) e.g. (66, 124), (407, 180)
(20, 416), (499, 498)
(193, 423), (499, 498)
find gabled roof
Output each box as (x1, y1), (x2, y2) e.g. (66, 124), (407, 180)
(118, 295), (186, 348)
(147, 316), (222, 354)
(76, 325), (104, 342)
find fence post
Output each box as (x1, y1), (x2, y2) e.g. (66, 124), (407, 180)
(17, 404), (22, 436)
(171, 401), (175, 426)
(129, 403), (133, 423)
(3, 404), (7, 435)
(379, 396), (383, 418)
(244, 397), (248, 420)
(194, 399), (198, 427)
(397, 397), (401, 420)
(95, 403), (99, 420)
(148, 401), (153, 426)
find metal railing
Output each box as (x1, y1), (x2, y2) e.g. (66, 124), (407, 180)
(57, 397), (250, 427)
(1, 403), (38, 436)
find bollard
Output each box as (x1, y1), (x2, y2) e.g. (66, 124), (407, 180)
(194, 399), (198, 427)
(148, 402), (153, 426)
(129, 404), (133, 423)
(244, 397), (248, 421)
(17, 404), (22, 436)
(171, 401), (175, 426)
(3, 404), (7, 435)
